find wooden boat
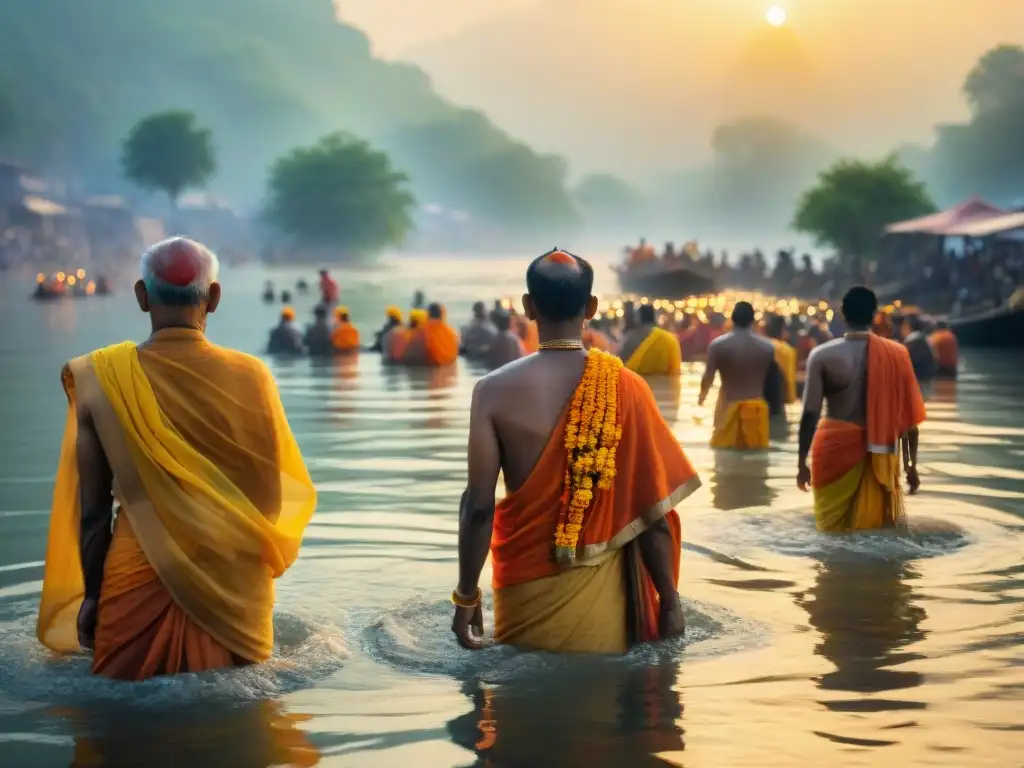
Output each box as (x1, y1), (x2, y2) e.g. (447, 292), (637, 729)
(613, 258), (716, 299)
(948, 305), (1024, 347)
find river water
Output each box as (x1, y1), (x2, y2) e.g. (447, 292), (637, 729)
(0, 256), (1021, 767)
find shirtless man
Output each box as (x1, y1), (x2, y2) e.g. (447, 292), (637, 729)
(460, 301), (497, 360)
(484, 310), (525, 369)
(452, 249), (698, 652)
(698, 301), (780, 449)
(797, 286), (924, 531)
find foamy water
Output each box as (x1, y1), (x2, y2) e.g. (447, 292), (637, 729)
(0, 259), (1021, 767)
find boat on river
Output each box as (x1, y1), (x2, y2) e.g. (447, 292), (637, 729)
(30, 270), (110, 301)
(613, 258), (716, 299)
(948, 305), (1024, 347)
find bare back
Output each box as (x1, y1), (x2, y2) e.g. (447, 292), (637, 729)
(706, 329), (775, 402)
(801, 336), (868, 424)
(472, 351), (588, 492)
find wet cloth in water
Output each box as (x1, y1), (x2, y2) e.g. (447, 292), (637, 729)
(491, 367), (700, 653)
(770, 338), (798, 404)
(37, 330), (317, 679)
(710, 398), (769, 449)
(811, 334), (926, 532)
(625, 327), (681, 377)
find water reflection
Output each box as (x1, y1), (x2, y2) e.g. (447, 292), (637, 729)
(801, 557), (926, 701)
(647, 378), (682, 424)
(709, 451), (776, 511)
(63, 699), (320, 767)
(447, 660), (684, 766)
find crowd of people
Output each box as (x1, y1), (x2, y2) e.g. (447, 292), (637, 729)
(34, 237), (950, 685)
(623, 237), (1024, 317)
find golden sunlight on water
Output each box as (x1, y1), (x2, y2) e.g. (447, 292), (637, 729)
(0, 257), (1021, 766)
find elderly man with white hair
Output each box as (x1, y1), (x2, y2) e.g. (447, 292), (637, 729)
(36, 237), (317, 681)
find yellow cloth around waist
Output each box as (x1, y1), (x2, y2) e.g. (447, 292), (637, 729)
(625, 327), (681, 376)
(710, 398), (769, 449)
(494, 549), (628, 654)
(37, 339), (317, 661)
(814, 453), (904, 532)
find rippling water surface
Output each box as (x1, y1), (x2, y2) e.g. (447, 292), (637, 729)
(0, 256), (1022, 767)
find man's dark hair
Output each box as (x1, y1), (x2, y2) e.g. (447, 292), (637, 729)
(427, 302), (444, 320)
(936, 319), (949, 330)
(493, 310), (511, 333)
(841, 285), (877, 328)
(731, 301), (755, 329)
(472, 301), (486, 319)
(908, 315), (924, 332)
(637, 304), (656, 325)
(314, 305), (327, 319)
(525, 249), (594, 322)
(765, 313), (786, 339)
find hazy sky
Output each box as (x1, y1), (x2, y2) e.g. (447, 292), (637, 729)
(334, 0), (533, 57)
(337, 1), (1024, 182)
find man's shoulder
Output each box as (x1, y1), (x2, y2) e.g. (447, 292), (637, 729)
(475, 354), (535, 390)
(808, 336), (846, 360)
(209, 344), (274, 380)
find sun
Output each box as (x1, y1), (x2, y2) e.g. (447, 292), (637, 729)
(765, 5), (787, 27)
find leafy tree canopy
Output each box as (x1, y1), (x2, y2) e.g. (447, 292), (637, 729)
(264, 132), (415, 257)
(792, 156), (934, 261)
(963, 44), (1024, 115)
(122, 110), (215, 204)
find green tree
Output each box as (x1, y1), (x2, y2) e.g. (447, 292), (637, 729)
(792, 157), (934, 276)
(122, 110), (215, 205)
(264, 132), (415, 258)
(963, 44), (1024, 115)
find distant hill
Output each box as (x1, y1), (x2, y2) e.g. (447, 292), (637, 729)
(0, 0), (573, 227)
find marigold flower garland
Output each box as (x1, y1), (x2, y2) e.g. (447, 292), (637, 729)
(554, 349), (624, 563)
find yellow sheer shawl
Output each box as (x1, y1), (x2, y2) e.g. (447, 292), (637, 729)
(37, 332), (316, 660)
(625, 327), (681, 376)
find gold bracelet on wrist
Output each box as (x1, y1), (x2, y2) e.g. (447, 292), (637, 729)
(451, 587), (482, 609)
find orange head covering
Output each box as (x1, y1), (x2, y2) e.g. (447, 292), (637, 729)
(281, 307), (295, 321)
(386, 306), (402, 322)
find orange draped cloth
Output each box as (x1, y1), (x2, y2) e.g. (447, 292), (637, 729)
(330, 322), (360, 352)
(37, 330), (317, 680)
(420, 319), (459, 365)
(491, 368), (700, 648)
(810, 334), (926, 531)
(929, 329), (958, 373)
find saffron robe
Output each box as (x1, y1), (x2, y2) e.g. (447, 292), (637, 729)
(37, 330), (316, 679)
(811, 335), (926, 532)
(491, 369), (700, 653)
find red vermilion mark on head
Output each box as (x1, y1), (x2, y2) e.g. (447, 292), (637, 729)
(155, 239), (202, 286)
(543, 250), (577, 267)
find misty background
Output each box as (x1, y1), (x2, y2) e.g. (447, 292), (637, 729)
(2, 0), (1022, 253)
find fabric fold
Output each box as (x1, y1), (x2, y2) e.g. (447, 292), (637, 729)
(710, 398), (769, 449)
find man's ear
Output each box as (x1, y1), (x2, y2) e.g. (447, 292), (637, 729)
(522, 293), (536, 321)
(134, 280), (150, 313)
(584, 295), (598, 320)
(206, 282), (222, 314)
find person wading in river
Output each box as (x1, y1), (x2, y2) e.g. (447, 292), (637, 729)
(797, 285), (925, 532)
(618, 304), (681, 376)
(451, 248), (700, 653)
(36, 237), (317, 680)
(699, 301), (778, 449)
